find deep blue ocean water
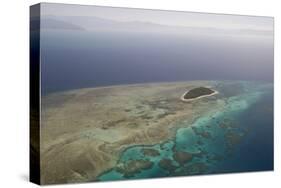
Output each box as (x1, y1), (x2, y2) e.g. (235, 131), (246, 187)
(40, 30), (273, 95)
(213, 88), (273, 173)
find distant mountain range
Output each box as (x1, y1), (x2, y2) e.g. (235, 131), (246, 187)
(31, 15), (273, 37)
(30, 17), (84, 30)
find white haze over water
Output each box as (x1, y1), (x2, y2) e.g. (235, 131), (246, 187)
(40, 3), (273, 32)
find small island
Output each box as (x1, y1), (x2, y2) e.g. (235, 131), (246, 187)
(181, 87), (218, 102)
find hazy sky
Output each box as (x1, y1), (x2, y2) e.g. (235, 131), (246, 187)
(41, 3), (273, 31)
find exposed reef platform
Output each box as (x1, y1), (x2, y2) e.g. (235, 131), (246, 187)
(41, 81), (221, 184)
(40, 81), (272, 184)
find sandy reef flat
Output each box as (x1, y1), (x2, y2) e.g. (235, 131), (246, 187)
(40, 81), (238, 184)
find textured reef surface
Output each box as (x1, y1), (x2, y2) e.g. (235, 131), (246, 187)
(41, 81), (273, 184)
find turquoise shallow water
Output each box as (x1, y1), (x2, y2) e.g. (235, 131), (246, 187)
(98, 81), (273, 181)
